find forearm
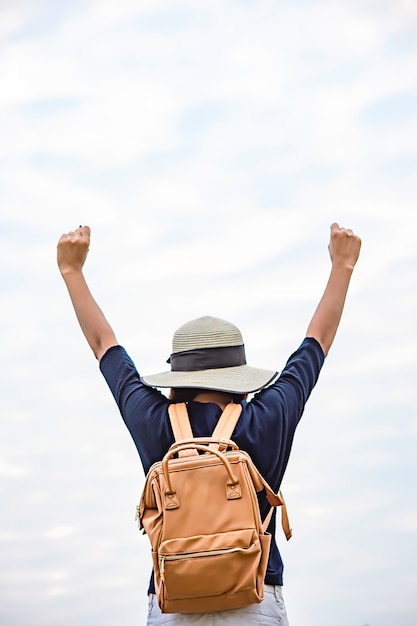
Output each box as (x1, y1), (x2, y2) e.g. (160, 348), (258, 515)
(61, 268), (117, 360)
(306, 263), (353, 356)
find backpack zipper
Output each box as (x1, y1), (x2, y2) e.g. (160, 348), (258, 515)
(159, 543), (256, 575)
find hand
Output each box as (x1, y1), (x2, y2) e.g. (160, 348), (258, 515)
(328, 223), (361, 271)
(57, 225), (91, 275)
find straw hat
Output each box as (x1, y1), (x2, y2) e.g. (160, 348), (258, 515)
(140, 315), (278, 393)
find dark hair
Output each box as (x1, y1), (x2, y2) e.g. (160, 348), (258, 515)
(170, 387), (246, 404)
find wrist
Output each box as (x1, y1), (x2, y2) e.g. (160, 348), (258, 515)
(331, 260), (355, 273)
(59, 265), (84, 279)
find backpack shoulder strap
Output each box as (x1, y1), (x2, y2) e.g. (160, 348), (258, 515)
(209, 403), (242, 450)
(168, 403), (198, 457)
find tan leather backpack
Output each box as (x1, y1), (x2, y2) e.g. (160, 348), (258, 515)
(136, 402), (292, 614)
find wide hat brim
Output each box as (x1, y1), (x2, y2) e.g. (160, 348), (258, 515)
(140, 364), (278, 394)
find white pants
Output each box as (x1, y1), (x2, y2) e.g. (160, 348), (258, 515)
(147, 585), (290, 625)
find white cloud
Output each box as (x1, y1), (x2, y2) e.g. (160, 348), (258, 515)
(45, 527), (77, 539)
(0, 458), (26, 476)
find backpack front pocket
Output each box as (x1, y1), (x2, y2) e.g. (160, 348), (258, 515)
(158, 528), (261, 600)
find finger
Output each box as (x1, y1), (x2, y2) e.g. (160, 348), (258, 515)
(76, 225), (90, 238)
(63, 231), (80, 241)
(331, 223), (357, 239)
(67, 226), (89, 240)
(58, 234), (69, 245)
(337, 227), (355, 238)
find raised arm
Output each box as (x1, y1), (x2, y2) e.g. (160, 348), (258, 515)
(306, 223), (361, 356)
(57, 226), (118, 361)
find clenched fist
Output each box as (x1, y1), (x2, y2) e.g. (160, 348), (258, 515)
(328, 223), (361, 271)
(57, 225), (91, 276)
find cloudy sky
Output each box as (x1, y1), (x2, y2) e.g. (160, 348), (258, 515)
(1, 1), (416, 625)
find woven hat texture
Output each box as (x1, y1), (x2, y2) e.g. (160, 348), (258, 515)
(141, 316), (278, 394)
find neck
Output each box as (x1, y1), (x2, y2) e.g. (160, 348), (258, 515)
(193, 391), (235, 410)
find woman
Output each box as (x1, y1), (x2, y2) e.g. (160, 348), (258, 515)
(57, 222), (361, 625)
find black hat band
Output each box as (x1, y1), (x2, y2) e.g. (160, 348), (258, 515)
(169, 345), (246, 372)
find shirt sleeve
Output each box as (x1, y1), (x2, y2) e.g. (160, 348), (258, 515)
(99, 345), (172, 472)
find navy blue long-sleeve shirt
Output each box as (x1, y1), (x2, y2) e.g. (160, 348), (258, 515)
(100, 337), (324, 591)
